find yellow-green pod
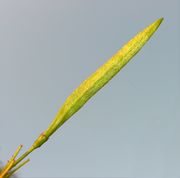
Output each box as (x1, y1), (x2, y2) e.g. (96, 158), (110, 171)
(31, 17), (163, 149)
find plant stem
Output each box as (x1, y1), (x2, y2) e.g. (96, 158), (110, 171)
(12, 147), (34, 169)
(4, 159), (30, 178)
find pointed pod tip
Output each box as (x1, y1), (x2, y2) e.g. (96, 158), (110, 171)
(148, 17), (164, 33)
(156, 17), (164, 27)
(158, 17), (164, 23)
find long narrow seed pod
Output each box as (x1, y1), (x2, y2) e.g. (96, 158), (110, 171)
(13, 18), (163, 170)
(30, 17), (163, 150)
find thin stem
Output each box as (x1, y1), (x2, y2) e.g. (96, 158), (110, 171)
(11, 145), (23, 161)
(4, 159), (30, 178)
(12, 147), (34, 169)
(0, 145), (23, 177)
(0, 160), (14, 178)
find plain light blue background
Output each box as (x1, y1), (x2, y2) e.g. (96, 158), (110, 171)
(0, 1), (179, 178)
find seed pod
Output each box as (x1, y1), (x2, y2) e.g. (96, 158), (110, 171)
(31, 17), (163, 149)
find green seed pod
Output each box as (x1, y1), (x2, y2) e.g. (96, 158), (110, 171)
(31, 17), (163, 149)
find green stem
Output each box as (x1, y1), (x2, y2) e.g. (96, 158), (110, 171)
(5, 159), (30, 178)
(12, 147), (34, 169)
